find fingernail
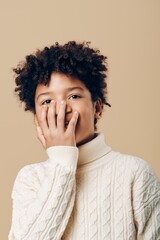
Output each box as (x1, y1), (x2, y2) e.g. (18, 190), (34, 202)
(51, 100), (55, 105)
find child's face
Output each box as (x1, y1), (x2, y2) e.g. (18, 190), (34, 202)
(34, 72), (102, 146)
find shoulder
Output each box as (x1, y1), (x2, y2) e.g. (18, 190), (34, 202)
(114, 151), (154, 172)
(14, 160), (51, 182)
(11, 160), (54, 199)
(111, 151), (160, 206)
(112, 151), (160, 184)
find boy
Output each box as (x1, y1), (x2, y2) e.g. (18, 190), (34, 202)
(9, 41), (160, 239)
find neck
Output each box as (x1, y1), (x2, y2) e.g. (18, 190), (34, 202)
(77, 133), (112, 166)
(76, 133), (98, 147)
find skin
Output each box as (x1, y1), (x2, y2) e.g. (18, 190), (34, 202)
(34, 72), (102, 148)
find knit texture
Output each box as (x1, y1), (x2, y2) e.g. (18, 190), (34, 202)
(9, 134), (160, 240)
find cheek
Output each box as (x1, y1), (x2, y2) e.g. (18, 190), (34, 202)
(78, 108), (95, 125)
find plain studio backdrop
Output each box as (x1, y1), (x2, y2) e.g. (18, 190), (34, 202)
(0, 0), (160, 238)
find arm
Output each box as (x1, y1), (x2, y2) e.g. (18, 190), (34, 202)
(132, 159), (160, 239)
(8, 146), (78, 240)
(9, 100), (79, 239)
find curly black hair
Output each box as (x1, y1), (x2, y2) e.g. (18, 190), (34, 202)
(14, 41), (111, 113)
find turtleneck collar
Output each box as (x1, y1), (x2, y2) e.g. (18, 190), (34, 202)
(77, 133), (112, 166)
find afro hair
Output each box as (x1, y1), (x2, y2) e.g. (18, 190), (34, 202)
(14, 41), (111, 113)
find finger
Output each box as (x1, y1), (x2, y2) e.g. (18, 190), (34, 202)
(34, 115), (46, 148)
(47, 100), (56, 130)
(67, 111), (79, 134)
(57, 101), (66, 131)
(36, 125), (46, 148)
(34, 115), (39, 127)
(38, 105), (49, 135)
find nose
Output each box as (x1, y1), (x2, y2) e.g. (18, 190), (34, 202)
(55, 101), (72, 115)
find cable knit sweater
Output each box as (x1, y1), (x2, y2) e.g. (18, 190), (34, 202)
(9, 134), (160, 240)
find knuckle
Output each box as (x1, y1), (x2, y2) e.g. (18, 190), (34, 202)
(57, 115), (64, 121)
(45, 131), (50, 138)
(69, 120), (75, 127)
(41, 129), (48, 138)
(39, 116), (44, 123)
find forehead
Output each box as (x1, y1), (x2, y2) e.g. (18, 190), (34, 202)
(35, 72), (91, 99)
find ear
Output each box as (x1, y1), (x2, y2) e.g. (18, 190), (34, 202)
(93, 98), (103, 120)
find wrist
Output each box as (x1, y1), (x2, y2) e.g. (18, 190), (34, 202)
(46, 145), (79, 170)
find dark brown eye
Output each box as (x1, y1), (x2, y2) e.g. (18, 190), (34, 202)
(42, 99), (52, 105)
(69, 95), (81, 100)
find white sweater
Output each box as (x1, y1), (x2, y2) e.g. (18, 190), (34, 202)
(9, 134), (160, 240)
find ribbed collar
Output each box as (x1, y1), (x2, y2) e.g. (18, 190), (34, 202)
(77, 133), (112, 166)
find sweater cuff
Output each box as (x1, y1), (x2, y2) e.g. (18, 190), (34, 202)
(46, 146), (79, 170)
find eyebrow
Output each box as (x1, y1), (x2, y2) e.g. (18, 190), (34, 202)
(36, 87), (84, 100)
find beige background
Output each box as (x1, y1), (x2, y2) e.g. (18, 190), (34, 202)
(0, 0), (160, 238)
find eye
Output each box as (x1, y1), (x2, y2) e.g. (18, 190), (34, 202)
(69, 94), (81, 100)
(42, 99), (52, 105)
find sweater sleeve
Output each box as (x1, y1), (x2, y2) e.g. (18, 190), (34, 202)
(132, 159), (160, 239)
(8, 146), (78, 240)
